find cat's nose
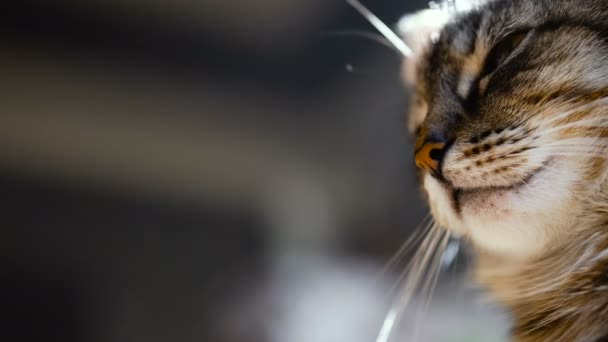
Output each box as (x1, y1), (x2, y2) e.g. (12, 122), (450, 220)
(414, 138), (446, 173)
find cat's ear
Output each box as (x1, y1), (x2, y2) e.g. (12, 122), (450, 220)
(397, 8), (451, 87)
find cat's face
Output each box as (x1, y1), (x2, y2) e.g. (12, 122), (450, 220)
(403, 0), (608, 258)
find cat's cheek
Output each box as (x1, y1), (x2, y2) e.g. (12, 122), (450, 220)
(460, 190), (551, 258)
(424, 173), (545, 258)
(423, 174), (467, 236)
(459, 160), (580, 258)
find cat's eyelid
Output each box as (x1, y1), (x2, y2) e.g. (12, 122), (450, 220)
(482, 29), (534, 78)
(499, 30), (533, 66)
(471, 29), (534, 98)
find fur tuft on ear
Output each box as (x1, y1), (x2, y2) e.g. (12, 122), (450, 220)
(398, 8), (451, 86)
(398, 0), (488, 86)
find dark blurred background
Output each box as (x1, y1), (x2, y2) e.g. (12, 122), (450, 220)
(0, 1), (507, 341)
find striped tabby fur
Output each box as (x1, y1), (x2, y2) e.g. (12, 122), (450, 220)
(402, 0), (608, 340)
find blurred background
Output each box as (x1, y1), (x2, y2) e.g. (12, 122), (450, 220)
(0, 1), (507, 341)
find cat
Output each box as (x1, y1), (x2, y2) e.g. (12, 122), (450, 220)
(399, 0), (608, 340)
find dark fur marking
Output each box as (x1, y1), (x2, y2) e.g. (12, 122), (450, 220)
(479, 130), (492, 139)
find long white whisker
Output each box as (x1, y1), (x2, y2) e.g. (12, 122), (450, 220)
(540, 145), (608, 152)
(385, 217), (436, 295)
(377, 226), (440, 342)
(386, 219), (438, 298)
(321, 30), (399, 51)
(542, 151), (608, 158)
(376, 223), (444, 342)
(378, 214), (432, 279)
(345, 0), (413, 57)
(411, 229), (450, 341)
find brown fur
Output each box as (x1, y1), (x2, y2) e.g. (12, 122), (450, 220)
(403, 0), (608, 340)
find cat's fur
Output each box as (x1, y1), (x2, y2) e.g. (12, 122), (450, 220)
(401, 0), (608, 340)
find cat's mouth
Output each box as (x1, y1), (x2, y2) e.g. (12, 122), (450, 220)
(441, 162), (549, 214)
(422, 162), (551, 241)
(424, 157), (576, 257)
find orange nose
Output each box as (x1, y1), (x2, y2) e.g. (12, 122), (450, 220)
(415, 141), (446, 172)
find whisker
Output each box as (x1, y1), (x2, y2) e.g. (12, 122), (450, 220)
(543, 151), (608, 158)
(321, 30), (399, 51)
(540, 145), (608, 152)
(376, 223), (445, 342)
(385, 217), (436, 295)
(441, 238), (461, 271)
(345, 0), (413, 57)
(411, 229), (450, 341)
(377, 226), (441, 342)
(377, 214), (433, 281)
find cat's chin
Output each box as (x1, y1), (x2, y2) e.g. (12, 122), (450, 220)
(422, 162), (577, 259)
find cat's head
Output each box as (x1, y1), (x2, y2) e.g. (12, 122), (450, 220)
(401, 0), (608, 258)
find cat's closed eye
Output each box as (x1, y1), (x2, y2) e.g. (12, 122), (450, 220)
(475, 30), (530, 97)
